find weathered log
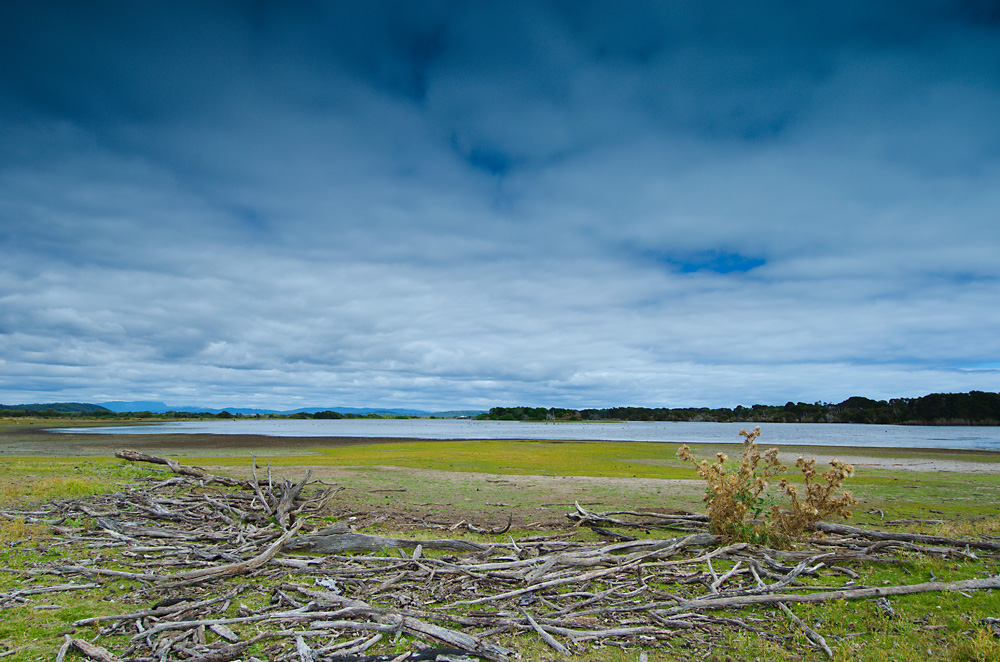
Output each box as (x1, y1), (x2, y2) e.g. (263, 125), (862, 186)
(664, 574), (1000, 613)
(45, 564), (160, 583)
(275, 470), (312, 529)
(568, 502), (709, 532)
(74, 593), (238, 627)
(3, 582), (100, 601)
(69, 637), (120, 662)
(182, 640), (253, 662)
(777, 602), (833, 659)
(520, 608), (571, 655)
(814, 521), (1000, 552)
(525, 623), (669, 641)
(115, 449), (242, 486)
(132, 608), (387, 640)
(287, 523), (489, 554)
(380, 613), (513, 662)
(295, 634), (315, 662)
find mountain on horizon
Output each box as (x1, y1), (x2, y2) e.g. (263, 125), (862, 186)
(97, 401), (481, 417)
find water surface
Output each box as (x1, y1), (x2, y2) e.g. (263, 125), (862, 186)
(55, 419), (1000, 452)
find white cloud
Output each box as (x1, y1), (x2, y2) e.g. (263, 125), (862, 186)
(1, 1), (999, 409)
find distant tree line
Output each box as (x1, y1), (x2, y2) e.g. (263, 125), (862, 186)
(479, 391), (1000, 426)
(7, 391), (1000, 425)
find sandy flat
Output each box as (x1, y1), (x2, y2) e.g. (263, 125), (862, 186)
(772, 451), (1000, 474)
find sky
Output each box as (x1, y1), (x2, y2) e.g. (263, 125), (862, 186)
(2, 1), (1000, 411)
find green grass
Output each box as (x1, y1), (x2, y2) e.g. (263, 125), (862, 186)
(772, 557), (1000, 661)
(0, 457), (164, 506)
(193, 438), (698, 478)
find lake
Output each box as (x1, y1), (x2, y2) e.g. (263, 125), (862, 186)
(55, 419), (1000, 451)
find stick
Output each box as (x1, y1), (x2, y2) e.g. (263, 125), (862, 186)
(521, 609), (572, 656)
(115, 450), (242, 486)
(710, 561), (743, 593)
(445, 556), (647, 608)
(814, 522), (1000, 552)
(382, 613), (513, 662)
(74, 592), (238, 626)
(159, 520), (302, 587)
(70, 637), (120, 662)
(250, 456), (275, 517)
(777, 602), (833, 659)
(5, 582), (100, 599)
(664, 575), (1000, 613)
(55, 636), (72, 662)
(45, 564), (160, 583)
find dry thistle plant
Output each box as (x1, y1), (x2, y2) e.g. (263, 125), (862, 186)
(678, 427), (785, 543)
(678, 426), (856, 544)
(774, 456), (857, 535)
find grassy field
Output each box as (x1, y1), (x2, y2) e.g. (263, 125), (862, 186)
(1, 418), (1000, 661)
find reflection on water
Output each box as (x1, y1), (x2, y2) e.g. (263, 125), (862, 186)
(53, 419), (1000, 451)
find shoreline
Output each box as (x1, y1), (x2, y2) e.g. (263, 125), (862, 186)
(30, 425), (1000, 454)
(29, 418), (1000, 453)
(4, 427), (998, 472)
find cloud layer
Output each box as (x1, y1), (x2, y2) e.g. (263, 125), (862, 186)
(2, 1), (999, 409)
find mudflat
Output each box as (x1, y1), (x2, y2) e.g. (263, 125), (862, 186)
(5, 425), (1000, 471)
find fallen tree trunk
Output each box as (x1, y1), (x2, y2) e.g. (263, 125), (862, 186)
(69, 637), (120, 662)
(287, 523), (489, 554)
(115, 450), (243, 487)
(664, 574), (1000, 613)
(814, 521), (1000, 552)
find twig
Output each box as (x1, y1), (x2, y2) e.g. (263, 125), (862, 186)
(777, 602), (833, 659)
(250, 456), (276, 518)
(521, 609), (572, 655)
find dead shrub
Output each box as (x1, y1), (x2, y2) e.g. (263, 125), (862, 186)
(678, 427), (784, 543)
(773, 456), (856, 536)
(678, 426), (856, 545)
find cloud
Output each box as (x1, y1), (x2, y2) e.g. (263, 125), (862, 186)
(1, 1), (999, 409)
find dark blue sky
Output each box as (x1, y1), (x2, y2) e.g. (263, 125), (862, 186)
(2, 1), (999, 409)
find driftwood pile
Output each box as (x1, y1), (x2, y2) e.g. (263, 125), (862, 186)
(2, 451), (1000, 662)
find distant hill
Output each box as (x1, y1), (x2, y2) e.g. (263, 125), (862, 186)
(97, 401), (475, 417)
(99, 400), (176, 413)
(99, 400), (278, 415)
(0, 402), (112, 414)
